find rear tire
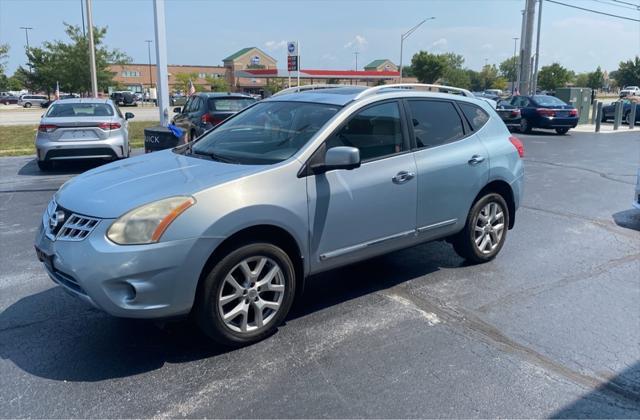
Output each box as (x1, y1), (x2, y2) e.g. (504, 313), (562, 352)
(452, 193), (510, 264)
(37, 160), (52, 171)
(24, 102), (32, 108)
(519, 118), (532, 133)
(195, 243), (296, 347)
(555, 127), (569, 135)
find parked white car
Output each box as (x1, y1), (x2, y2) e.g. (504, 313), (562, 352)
(620, 86), (640, 98)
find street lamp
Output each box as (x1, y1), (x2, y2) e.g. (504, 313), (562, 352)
(145, 40), (153, 92)
(20, 26), (33, 72)
(399, 17), (435, 82)
(512, 37), (519, 94)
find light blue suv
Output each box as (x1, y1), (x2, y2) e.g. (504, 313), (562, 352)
(35, 84), (524, 346)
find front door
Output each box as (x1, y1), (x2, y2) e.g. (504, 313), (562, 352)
(306, 101), (418, 273)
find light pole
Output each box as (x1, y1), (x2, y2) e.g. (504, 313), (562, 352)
(532, 0), (543, 94)
(354, 51), (359, 71)
(399, 17), (435, 82)
(85, 0), (98, 97)
(20, 26), (33, 72)
(145, 40), (153, 92)
(512, 37), (519, 94)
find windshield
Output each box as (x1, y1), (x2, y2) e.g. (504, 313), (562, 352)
(208, 97), (256, 112)
(191, 101), (340, 164)
(46, 103), (114, 117)
(533, 95), (567, 107)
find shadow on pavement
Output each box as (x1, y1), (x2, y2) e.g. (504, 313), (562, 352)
(551, 361), (640, 418)
(0, 241), (460, 382)
(17, 158), (112, 177)
(612, 209), (640, 232)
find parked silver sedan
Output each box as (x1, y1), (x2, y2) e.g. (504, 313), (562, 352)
(35, 98), (134, 171)
(35, 84), (524, 346)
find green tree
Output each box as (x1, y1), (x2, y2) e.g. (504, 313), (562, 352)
(499, 56), (518, 82)
(265, 78), (285, 94)
(492, 77), (508, 91)
(174, 72), (198, 93)
(400, 65), (414, 78)
(205, 75), (229, 92)
(538, 63), (572, 91)
(574, 73), (588, 87)
(439, 53), (470, 89)
(18, 23), (128, 94)
(587, 66), (604, 90)
(410, 51), (446, 83)
(478, 64), (500, 91)
(466, 69), (483, 91)
(614, 57), (639, 87)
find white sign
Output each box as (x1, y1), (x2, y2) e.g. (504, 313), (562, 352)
(287, 41), (298, 57)
(250, 55), (261, 65)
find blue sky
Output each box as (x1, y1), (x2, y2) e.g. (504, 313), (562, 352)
(1, 0), (638, 75)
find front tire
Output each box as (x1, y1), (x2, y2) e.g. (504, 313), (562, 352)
(24, 102), (32, 108)
(555, 127), (569, 135)
(452, 193), (509, 264)
(196, 243), (296, 346)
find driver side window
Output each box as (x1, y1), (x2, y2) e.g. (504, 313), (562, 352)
(326, 101), (404, 161)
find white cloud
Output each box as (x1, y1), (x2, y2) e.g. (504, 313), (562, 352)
(344, 35), (367, 49)
(264, 40), (287, 51)
(431, 38), (448, 50)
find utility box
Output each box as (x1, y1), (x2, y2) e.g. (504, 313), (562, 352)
(556, 87), (592, 124)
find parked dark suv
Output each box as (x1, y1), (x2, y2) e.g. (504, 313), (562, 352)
(172, 92), (256, 141)
(110, 91), (138, 107)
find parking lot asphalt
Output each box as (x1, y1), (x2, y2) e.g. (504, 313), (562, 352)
(0, 131), (639, 418)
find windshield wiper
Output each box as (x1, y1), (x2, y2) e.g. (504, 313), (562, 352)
(191, 148), (239, 164)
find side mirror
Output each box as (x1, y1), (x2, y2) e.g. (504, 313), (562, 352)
(125, 112), (134, 120)
(313, 146), (361, 173)
(173, 107), (181, 113)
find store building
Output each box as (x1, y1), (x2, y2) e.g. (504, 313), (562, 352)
(109, 63), (226, 93)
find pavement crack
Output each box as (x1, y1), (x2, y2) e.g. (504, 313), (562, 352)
(524, 158), (635, 185)
(379, 284), (640, 405)
(475, 252), (640, 313)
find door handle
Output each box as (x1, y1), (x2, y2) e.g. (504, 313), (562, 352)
(468, 155), (485, 165)
(392, 171), (415, 184)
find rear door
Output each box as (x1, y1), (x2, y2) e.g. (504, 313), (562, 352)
(407, 99), (489, 240)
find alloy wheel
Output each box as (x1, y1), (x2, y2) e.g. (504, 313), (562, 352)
(473, 202), (506, 255)
(217, 256), (285, 334)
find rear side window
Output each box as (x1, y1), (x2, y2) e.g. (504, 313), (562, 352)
(327, 101), (404, 161)
(459, 103), (490, 131)
(407, 100), (464, 149)
(208, 98), (256, 112)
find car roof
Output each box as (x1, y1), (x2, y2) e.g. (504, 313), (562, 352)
(51, 98), (111, 104)
(266, 86), (489, 107)
(197, 92), (254, 98)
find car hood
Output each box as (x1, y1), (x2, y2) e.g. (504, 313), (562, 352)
(55, 150), (266, 218)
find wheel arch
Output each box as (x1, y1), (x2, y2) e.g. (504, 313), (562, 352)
(196, 224), (306, 304)
(475, 179), (516, 229)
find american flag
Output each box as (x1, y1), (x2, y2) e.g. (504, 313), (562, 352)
(188, 79), (196, 95)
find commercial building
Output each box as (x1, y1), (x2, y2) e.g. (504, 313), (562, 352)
(109, 47), (399, 95)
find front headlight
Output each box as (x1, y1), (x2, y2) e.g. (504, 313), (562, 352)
(107, 196), (195, 245)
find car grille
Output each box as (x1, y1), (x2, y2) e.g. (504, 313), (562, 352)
(44, 199), (101, 242)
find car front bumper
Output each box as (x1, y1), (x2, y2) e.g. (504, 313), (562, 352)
(34, 215), (222, 319)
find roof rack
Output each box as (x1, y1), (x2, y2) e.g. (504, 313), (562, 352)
(271, 84), (352, 97)
(353, 83), (474, 100)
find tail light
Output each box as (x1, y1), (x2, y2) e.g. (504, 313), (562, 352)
(38, 124), (57, 133)
(537, 108), (555, 117)
(201, 113), (223, 126)
(510, 109), (521, 117)
(569, 108), (578, 117)
(98, 122), (121, 130)
(509, 135), (524, 158)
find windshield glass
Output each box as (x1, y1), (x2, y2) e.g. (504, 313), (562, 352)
(533, 95), (566, 107)
(191, 101), (340, 164)
(46, 103), (114, 117)
(208, 97), (256, 112)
